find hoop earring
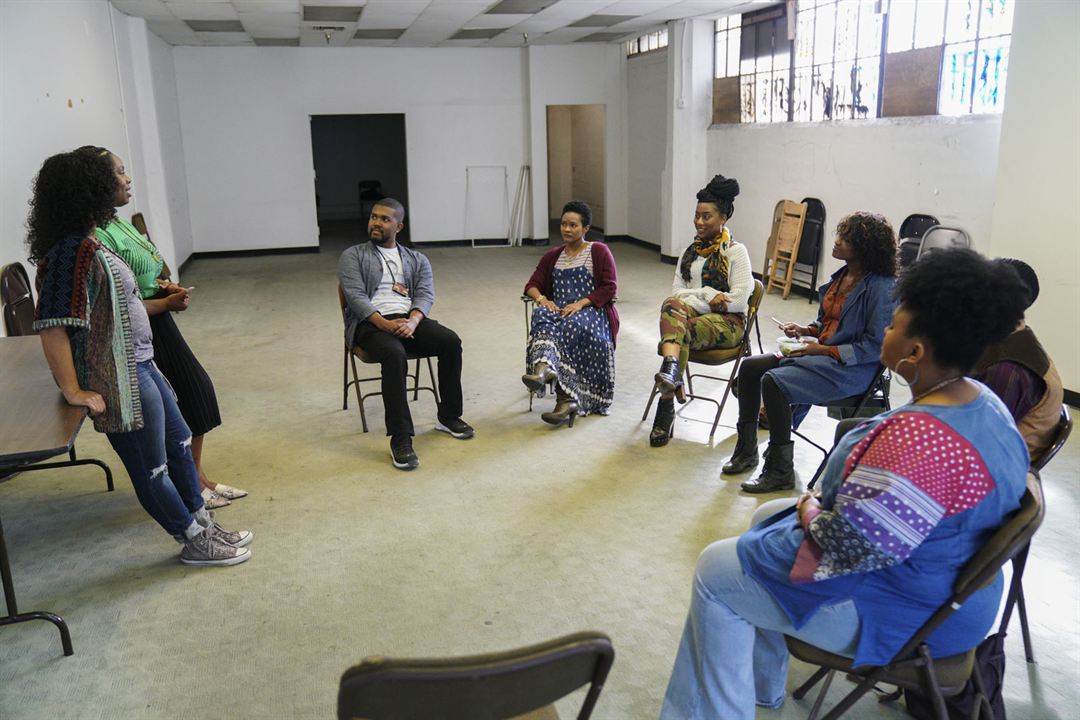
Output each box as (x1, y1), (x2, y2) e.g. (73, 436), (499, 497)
(892, 358), (920, 389)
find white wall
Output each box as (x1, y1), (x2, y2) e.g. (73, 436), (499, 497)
(173, 47), (528, 250)
(664, 20), (715, 258)
(526, 44), (628, 240)
(989, 0), (1080, 391)
(0, 0), (189, 323)
(0, 0), (129, 287)
(707, 115), (1002, 276)
(626, 49), (668, 247)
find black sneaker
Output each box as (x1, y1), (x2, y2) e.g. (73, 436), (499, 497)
(390, 434), (419, 470)
(435, 417), (475, 439)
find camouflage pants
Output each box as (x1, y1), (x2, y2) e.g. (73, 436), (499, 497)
(658, 296), (745, 374)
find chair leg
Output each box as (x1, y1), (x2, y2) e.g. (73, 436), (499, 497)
(793, 666), (831, 699)
(1017, 581), (1034, 663)
(343, 346), (349, 410)
(426, 357), (441, 406)
(411, 358), (421, 401)
(641, 384), (659, 422)
(820, 673), (883, 720)
(807, 453), (830, 491)
(349, 353), (369, 433)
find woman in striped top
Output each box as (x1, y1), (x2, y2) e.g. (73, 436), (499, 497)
(79, 147), (246, 509)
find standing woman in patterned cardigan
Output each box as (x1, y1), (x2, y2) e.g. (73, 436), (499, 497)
(28, 150), (251, 566)
(76, 146), (246, 509)
(660, 248), (1031, 719)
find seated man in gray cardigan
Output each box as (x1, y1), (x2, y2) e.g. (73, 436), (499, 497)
(338, 198), (474, 470)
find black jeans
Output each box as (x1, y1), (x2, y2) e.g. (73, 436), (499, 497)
(353, 316), (463, 437)
(736, 353), (792, 445)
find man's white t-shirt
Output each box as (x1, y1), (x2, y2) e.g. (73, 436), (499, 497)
(372, 245), (412, 316)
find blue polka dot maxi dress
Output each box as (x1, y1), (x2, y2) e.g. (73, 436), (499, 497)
(527, 245), (615, 415)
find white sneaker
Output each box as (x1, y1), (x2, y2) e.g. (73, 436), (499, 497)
(180, 530), (250, 566)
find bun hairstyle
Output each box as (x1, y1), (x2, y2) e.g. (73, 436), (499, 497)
(896, 247), (1027, 372)
(996, 258), (1039, 311)
(696, 174), (740, 220)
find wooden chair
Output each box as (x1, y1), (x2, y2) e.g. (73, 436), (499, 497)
(337, 631), (614, 720)
(1010, 405), (1072, 663)
(641, 280), (765, 440)
(762, 200), (808, 300)
(786, 472), (1044, 720)
(338, 286), (439, 433)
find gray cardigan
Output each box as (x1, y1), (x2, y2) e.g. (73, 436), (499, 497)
(338, 241), (436, 343)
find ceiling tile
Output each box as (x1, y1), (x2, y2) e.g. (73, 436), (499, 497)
(242, 24), (300, 37)
(303, 5), (364, 22)
(196, 31), (255, 44)
(254, 37), (301, 45)
(164, 1), (240, 21)
(486, 0), (557, 13)
(353, 28), (405, 39)
(349, 38), (398, 46)
(187, 20), (246, 31)
(463, 13), (531, 28)
(238, 11), (301, 28)
(450, 28), (504, 39)
(111, 0), (174, 20)
(569, 14), (636, 27)
(576, 31), (629, 42)
(233, 0), (301, 11)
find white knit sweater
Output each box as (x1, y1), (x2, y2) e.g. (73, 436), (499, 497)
(671, 237), (753, 315)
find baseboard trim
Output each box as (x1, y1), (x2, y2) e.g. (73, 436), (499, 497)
(1064, 388), (1079, 408)
(179, 246), (319, 273)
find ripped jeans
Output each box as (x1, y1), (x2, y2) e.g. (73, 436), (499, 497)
(107, 361), (204, 538)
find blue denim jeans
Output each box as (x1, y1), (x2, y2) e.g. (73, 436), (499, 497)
(106, 361), (204, 537)
(660, 499), (862, 720)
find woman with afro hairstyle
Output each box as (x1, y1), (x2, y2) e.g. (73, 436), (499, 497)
(649, 174), (753, 447)
(661, 247), (1029, 719)
(724, 212), (898, 493)
(28, 150), (251, 566)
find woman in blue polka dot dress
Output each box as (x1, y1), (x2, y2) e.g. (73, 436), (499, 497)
(522, 201), (619, 427)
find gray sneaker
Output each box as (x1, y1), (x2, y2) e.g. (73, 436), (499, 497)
(208, 522), (253, 548)
(181, 529), (251, 566)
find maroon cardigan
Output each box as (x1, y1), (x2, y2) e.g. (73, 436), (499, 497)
(524, 242), (620, 345)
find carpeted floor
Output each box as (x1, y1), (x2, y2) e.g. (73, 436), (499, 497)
(1, 227), (1076, 719)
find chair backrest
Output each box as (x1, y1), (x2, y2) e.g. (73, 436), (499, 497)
(796, 197), (826, 266)
(337, 631), (615, 720)
(773, 200), (807, 254)
(744, 279), (765, 346)
(131, 212), (150, 242)
(1, 262), (37, 336)
(1031, 405), (1072, 471)
(897, 213), (939, 242)
(888, 472), (1044, 664)
(917, 225), (970, 259)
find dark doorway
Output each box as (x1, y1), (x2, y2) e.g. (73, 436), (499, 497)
(310, 114), (409, 248)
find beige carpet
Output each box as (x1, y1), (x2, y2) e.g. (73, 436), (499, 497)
(1, 235), (1076, 719)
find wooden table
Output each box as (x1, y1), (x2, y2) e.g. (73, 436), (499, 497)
(0, 335), (115, 657)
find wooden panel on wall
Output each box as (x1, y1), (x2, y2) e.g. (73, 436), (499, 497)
(882, 45), (944, 117)
(713, 77), (741, 124)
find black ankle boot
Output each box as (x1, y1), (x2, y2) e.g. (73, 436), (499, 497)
(650, 399), (675, 447)
(722, 421), (760, 474)
(541, 387), (579, 427)
(740, 441), (796, 493)
(654, 357), (682, 400)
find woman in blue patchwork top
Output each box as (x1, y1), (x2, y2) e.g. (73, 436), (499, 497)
(660, 248), (1030, 720)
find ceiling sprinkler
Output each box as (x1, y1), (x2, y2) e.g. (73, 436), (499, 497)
(313, 25), (345, 45)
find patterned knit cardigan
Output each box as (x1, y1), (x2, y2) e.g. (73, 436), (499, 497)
(33, 235), (143, 434)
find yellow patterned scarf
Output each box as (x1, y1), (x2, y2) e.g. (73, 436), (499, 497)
(681, 227), (731, 290)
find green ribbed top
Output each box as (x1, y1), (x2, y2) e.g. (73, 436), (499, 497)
(96, 217), (165, 299)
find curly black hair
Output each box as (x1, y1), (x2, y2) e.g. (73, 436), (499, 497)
(835, 212), (898, 277)
(896, 247), (1027, 371)
(26, 151), (117, 263)
(696, 174), (739, 220)
(562, 200), (592, 228)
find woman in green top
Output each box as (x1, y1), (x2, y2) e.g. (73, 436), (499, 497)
(79, 146), (247, 508)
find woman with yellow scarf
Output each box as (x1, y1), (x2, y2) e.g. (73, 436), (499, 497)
(650, 174), (752, 447)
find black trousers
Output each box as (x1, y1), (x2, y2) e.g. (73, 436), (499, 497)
(353, 316), (463, 437)
(736, 353), (792, 445)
